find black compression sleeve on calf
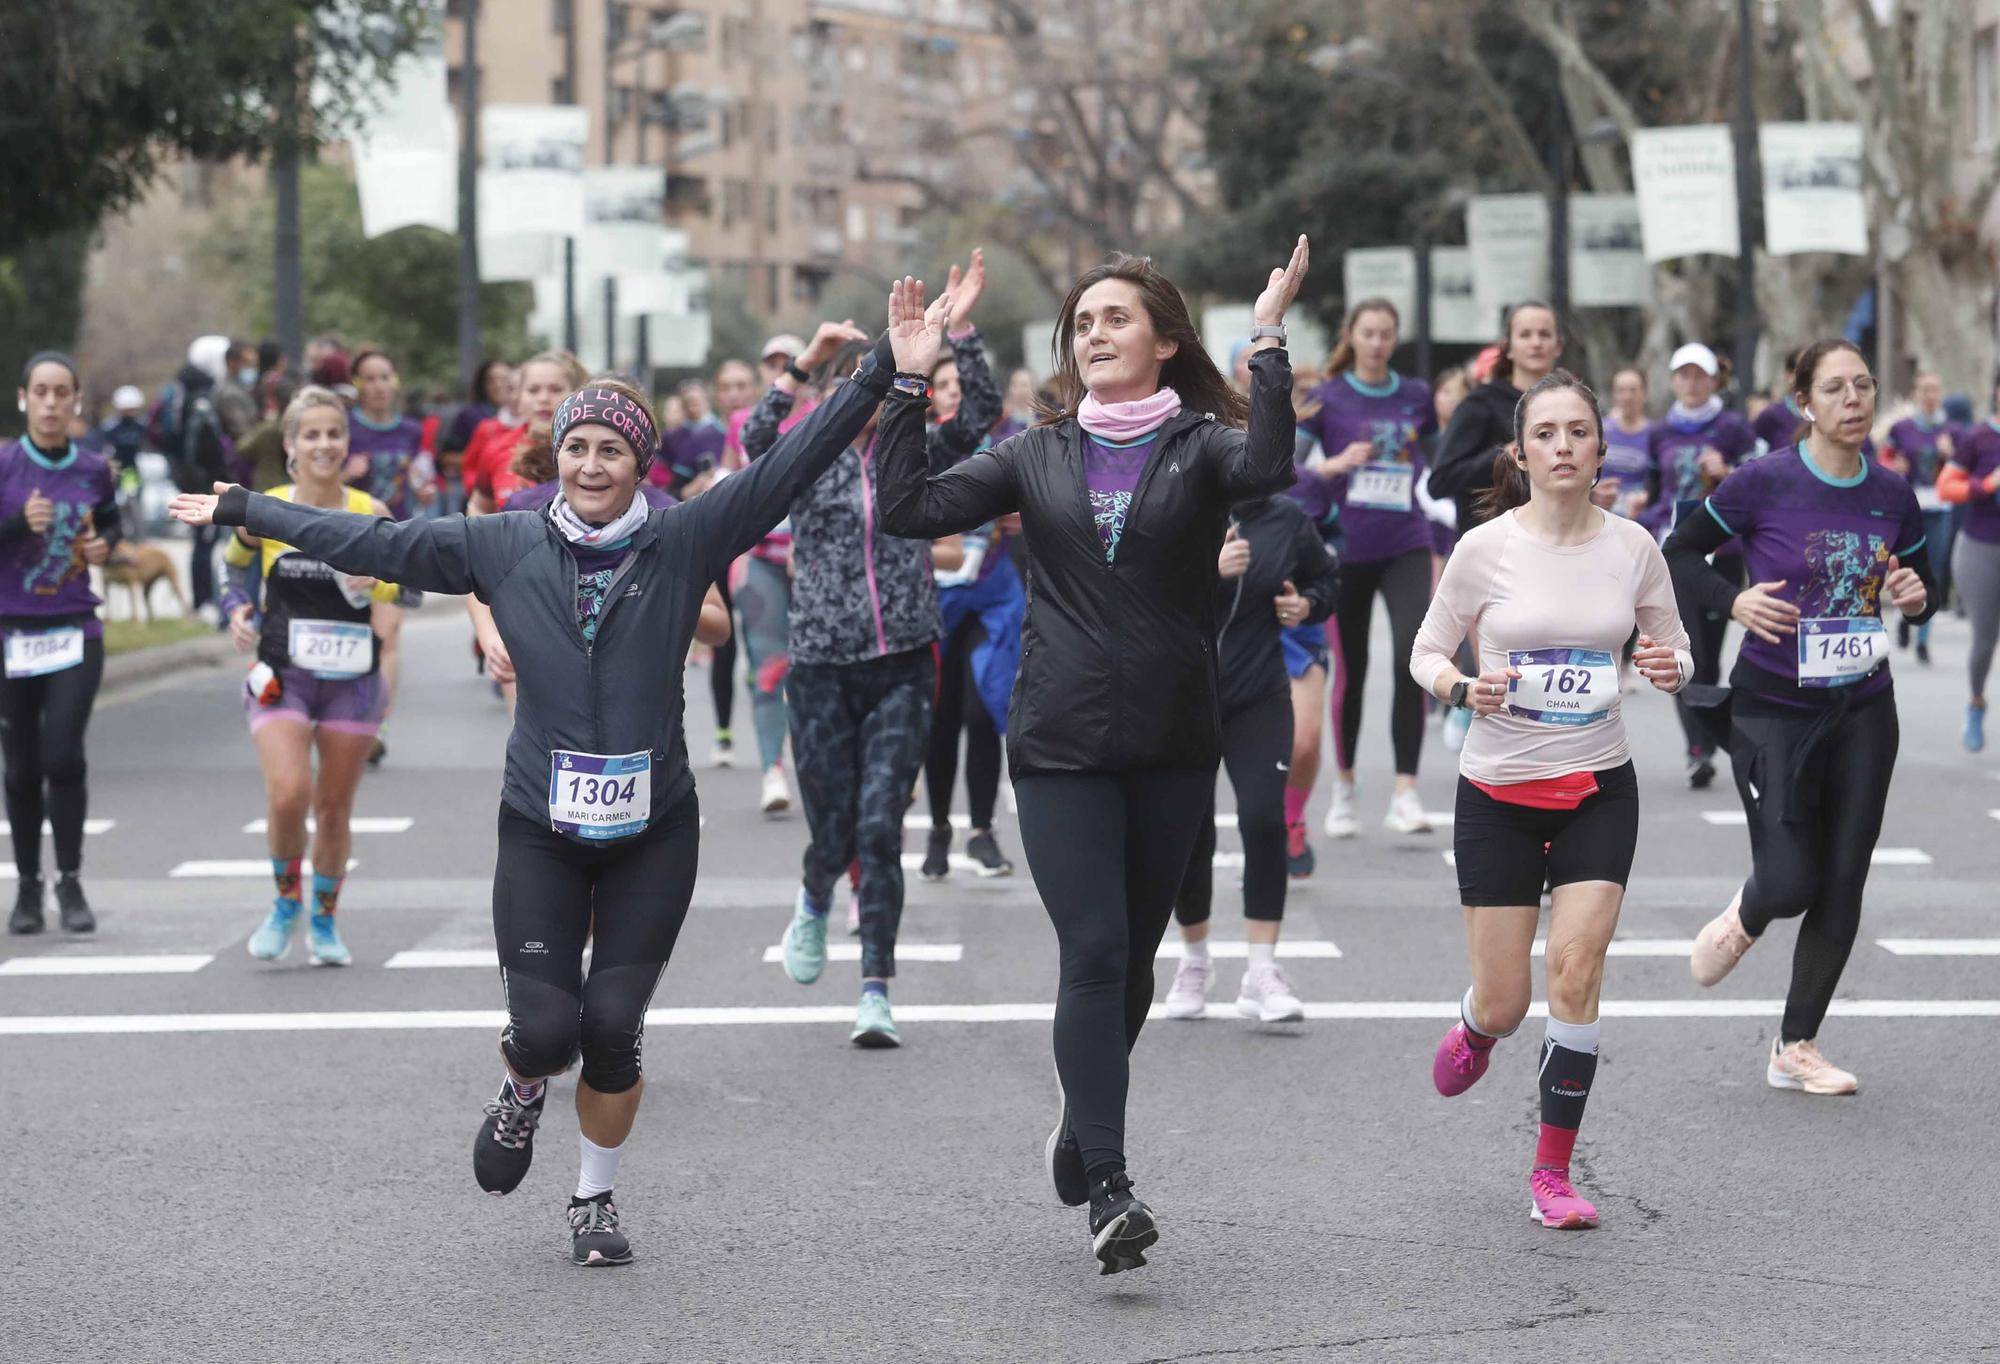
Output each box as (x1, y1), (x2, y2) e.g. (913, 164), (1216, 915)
(214, 485), (251, 527)
(1539, 1020), (1600, 1132)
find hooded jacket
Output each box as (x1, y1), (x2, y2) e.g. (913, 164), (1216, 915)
(1427, 378), (1520, 533)
(1214, 495), (1339, 712)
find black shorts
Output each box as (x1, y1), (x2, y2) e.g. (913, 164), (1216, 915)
(1452, 761), (1639, 907)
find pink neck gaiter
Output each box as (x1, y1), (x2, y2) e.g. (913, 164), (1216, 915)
(1077, 387), (1183, 443)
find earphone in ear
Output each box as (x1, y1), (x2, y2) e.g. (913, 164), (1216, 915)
(72, 402), (82, 416)
(14, 398), (23, 414)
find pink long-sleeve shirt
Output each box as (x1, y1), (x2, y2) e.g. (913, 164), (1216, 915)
(1410, 508), (1693, 784)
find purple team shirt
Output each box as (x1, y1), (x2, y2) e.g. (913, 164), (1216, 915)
(345, 414), (429, 520)
(0, 440), (116, 638)
(1602, 416), (1652, 488)
(1751, 398), (1805, 455)
(1886, 415), (1954, 489)
(1643, 410), (1759, 537)
(1704, 444), (1926, 694)
(1081, 432), (1154, 561)
(1308, 372), (1435, 565)
(1950, 421), (2000, 545)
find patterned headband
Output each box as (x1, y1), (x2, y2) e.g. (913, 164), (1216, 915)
(553, 387), (660, 468)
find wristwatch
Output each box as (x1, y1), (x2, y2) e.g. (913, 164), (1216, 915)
(1448, 679), (1471, 710)
(783, 360), (811, 384)
(890, 373), (931, 399)
(1249, 323), (1287, 346)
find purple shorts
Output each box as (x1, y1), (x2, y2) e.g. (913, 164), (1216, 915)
(245, 667), (387, 736)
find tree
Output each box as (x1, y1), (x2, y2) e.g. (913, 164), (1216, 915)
(198, 165), (533, 397)
(0, 230), (91, 435)
(0, 0), (431, 256)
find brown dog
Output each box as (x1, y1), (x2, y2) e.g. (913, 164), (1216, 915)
(104, 543), (187, 624)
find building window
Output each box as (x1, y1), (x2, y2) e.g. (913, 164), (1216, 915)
(551, 75), (572, 104)
(551, 0), (572, 34)
(1977, 28), (1999, 145)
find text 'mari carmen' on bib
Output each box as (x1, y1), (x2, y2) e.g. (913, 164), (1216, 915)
(1505, 648), (1617, 726)
(288, 618), (372, 679)
(1348, 462), (1415, 512)
(1797, 616), (1885, 688)
(549, 749), (652, 840)
(3, 626), (84, 679)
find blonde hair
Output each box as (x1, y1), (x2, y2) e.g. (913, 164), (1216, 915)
(519, 349), (588, 390)
(281, 384), (349, 443)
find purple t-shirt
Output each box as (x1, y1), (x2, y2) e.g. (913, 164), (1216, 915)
(1951, 421), (2000, 545)
(1309, 372), (1435, 566)
(1885, 415), (1954, 489)
(1081, 432), (1154, 561)
(503, 480), (675, 514)
(345, 414), (429, 520)
(1602, 415), (1652, 488)
(1704, 444), (1926, 693)
(1643, 409), (1758, 538)
(0, 439), (116, 639)
(660, 419), (727, 492)
(1751, 398), (1805, 454)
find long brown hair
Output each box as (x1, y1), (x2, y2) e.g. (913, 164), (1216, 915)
(1478, 369), (1604, 520)
(1490, 301), (1564, 387)
(1039, 253), (1247, 428)
(1324, 297), (1400, 377)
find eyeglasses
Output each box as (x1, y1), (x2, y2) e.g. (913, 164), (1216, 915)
(1813, 377), (1878, 398)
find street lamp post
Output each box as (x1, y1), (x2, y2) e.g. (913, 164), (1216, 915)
(456, 0), (482, 390)
(1729, 0), (1763, 394)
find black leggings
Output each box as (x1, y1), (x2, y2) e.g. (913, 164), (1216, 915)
(491, 793), (700, 1093)
(1675, 552), (1739, 756)
(1730, 689), (1898, 1043)
(1015, 767), (1212, 1177)
(925, 614), (1002, 831)
(1175, 689), (1292, 926)
(1332, 547), (1429, 776)
(709, 576), (737, 734)
(0, 636), (105, 880)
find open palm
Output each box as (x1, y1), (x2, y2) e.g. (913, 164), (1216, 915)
(889, 276), (952, 373)
(1253, 234), (1312, 326)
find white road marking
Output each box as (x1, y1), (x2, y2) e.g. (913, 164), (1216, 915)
(0, 954), (212, 976)
(761, 944), (963, 963)
(242, 817), (413, 834)
(0, 819), (115, 836)
(169, 859), (359, 878)
(905, 815), (973, 831)
(1989, 809), (2000, 822)
(1872, 848), (1933, 866)
(1532, 939), (1694, 957)
(900, 853), (1004, 874)
(386, 949), (499, 969)
(1701, 810), (1748, 826)
(1877, 939), (2000, 956)
(1156, 940), (1340, 959)
(7, 998), (1999, 1035)
(1442, 851), (1455, 866)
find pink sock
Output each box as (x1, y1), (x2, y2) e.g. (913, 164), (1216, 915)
(1534, 1123), (1578, 1170)
(1283, 787), (1307, 826)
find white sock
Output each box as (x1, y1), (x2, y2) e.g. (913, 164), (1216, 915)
(1246, 941), (1276, 972)
(576, 1133), (624, 1200)
(1183, 938), (1211, 963)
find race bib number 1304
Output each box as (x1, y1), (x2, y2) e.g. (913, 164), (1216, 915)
(549, 749), (652, 840)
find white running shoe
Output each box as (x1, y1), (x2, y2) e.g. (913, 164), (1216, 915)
(1322, 782), (1358, 839)
(1163, 955), (1213, 1019)
(1236, 962), (1304, 1022)
(1766, 1038), (1858, 1095)
(760, 764), (792, 815)
(1384, 787), (1432, 834)
(709, 737), (736, 768)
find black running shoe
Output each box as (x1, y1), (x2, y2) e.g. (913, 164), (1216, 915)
(921, 827), (951, 882)
(1917, 641), (1932, 665)
(1088, 1170), (1157, 1275)
(473, 1079), (544, 1195)
(8, 876), (44, 935)
(568, 1192), (634, 1266)
(966, 828), (1013, 878)
(1686, 751), (1716, 790)
(1896, 618), (1912, 650)
(368, 735), (388, 768)
(55, 874), (94, 934)
(1045, 1102), (1087, 1207)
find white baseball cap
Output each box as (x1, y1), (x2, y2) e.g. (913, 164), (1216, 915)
(760, 334), (805, 361)
(1668, 343), (1720, 377)
(112, 385), (146, 412)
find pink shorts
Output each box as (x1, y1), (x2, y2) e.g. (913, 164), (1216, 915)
(245, 667), (387, 736)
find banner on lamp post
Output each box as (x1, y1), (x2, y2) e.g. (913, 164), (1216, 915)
(1426, 247), (1489, 343)
(1466, 194), (1550, 325)
(1760, 122), (1868, 256)
(1568, 193), (1650, 307)
(579, 166), (669, 280)
(1631, 125), (1739, 262)
(349, 47), (456, 239)
(1341, 247), (1418, 323)
(479, 104), (589, 239)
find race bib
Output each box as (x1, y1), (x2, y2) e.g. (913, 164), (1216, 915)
(1348, 462), (1414, 512)
(549, 749), (652, 840)
(3, 626), (84, 679)
(287, 619), (372, 679)
(1506, 648), (1617, 726)
(1797, 617), (1885, 688)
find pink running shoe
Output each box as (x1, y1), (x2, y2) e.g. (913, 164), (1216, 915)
(1528, 1167), (1599, 1229)
(1432, 1022), (1492, 1097)
(1691, 892), (1756, 987)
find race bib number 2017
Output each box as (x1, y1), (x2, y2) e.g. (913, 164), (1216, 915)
(288, 619), (372, 679)
(549, 749), (652, 840)
(1506, 648), (1617, 726)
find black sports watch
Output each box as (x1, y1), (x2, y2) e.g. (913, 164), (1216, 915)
(1448, 679), (1472, 710)
(783, 360), (811, 384)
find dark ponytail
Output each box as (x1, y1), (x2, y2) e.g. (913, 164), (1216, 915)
(1476, 368), (1603, 520)
(1490, 301), (1563, 387)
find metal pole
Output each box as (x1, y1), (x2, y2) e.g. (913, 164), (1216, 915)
(1547, 101), (1571, 326)
(1414, 228), (1433, 383)
(603, 2), (617, 162)
(1730, 0), (1762, 395)
(604, 277), (618, 372)
(637, 316), (651, 388)
(562, 0), (578, 350)
(456, 0), (482, 390)
(274, 147), (303, 373)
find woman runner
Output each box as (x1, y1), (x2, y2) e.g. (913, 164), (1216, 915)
(220, 386), (401, 966)
(345, 349), (433, 766)
(1, 352), (118, 935)
(170, 281), (949, 1267)
(1429, 301), (1563, 535)
(1881, 371), (1957, 665)
(1601, 366), (1652, 519)
(1413, 370), (1691, 1229)
(1938, 388), (2000, 750)
(874, 237), (1310, 1275)
(1673, 340), (1935, 1096)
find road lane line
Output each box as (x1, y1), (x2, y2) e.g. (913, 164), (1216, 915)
(761, 944), (963, 963)
(1871, 848), (1933, 865)
(1876, 939), (2000, 956)
(170, 859), (359, 878)
(386, 949), (500, 969)
(1701, 811), (1748, 826)
(1155, 940), (1340, 959)
(242, 818), (413, 834)
(0, 954), (213, 976)
(1532, 939), (1695, 957)
(8, 998), (2000, 1035)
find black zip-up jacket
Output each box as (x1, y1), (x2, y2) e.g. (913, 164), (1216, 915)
(1215, 495), (1338, 713)
(872, 347), (1297, 775)
(1428, 378), (1521, 533)
(210, 338), (895, 842)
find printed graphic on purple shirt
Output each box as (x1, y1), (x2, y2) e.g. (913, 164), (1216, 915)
(1951, 420), (2000, 546)
(1644, 410), (1758, 536)
(1309, 373), (1434, 566)
(345, 415), (430, 520)
(1081, 433), (1154, 561)
(0, 440), (115, 637)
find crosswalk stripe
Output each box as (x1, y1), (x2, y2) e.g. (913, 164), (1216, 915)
(1701, 810), (1748, 825)
(1532, 939), (1694, 957)
(1155, 940), (1340, 959)
(899, 853), (1005, 875)
(0, 819), (115, 836)
(385, 949), (500, 969)
(1446, 848), (1926, 868)
(0, 954), (213, 976)
(169, 859), (360, 878)
(242, 818), (413, 834)
(761, 944), (963, 963)
(6, 997), (1999, 1035)
(1876, 939), (2000, 956)
(904, 815), (973, 831)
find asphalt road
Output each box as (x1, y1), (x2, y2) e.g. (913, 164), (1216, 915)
(4, 597), (1997, 1363)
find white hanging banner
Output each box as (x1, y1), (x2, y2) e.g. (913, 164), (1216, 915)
(1568, 193), (1650, 307)
(1341, 247), (1418, 324)
(1760, 122), (1868, 256)
(1426, 247), (1489, 343)
(1631, 125), (1739, 262)
(579, 166), (669, 280)
(1466, 194), (1550, 324)
(479, 104), (589, 239)
(479, 233), (554, 283)
(349, 44), (457, 239)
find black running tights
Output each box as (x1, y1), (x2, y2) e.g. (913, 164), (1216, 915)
(1332, 547), (1429, 776)
(709, 576), (737, 734)
(925, 614), (1001, 831)
(1176, 689), (1292, 926)
(1675, 552), (1738, 756)
(0, 637), (105, 880)
(1015, 768), (1212, 1177)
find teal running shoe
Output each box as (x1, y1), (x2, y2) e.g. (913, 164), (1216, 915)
(850, 990), (900, 1048)
(1966, 704), (1987, 754)
(248, 900), (302, 961)
(780, 888), (827, 984)
(307, 912), (351, 967)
